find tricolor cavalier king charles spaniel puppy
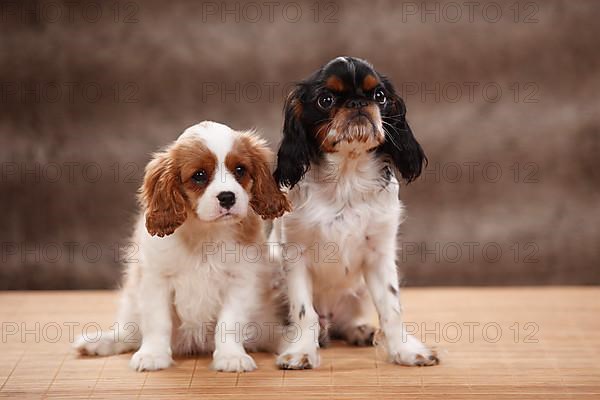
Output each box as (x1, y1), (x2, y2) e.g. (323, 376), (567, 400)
(75, 121), (290, 372)
(272, 57), (438, 369)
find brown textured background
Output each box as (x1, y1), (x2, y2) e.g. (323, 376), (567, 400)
(1, 0), (599, 289)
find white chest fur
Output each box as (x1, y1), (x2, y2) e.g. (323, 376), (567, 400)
(139, 220), (250, 331)
(281, 150), (404, 307)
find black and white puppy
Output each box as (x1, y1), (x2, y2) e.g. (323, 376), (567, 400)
(272, 56), (438, 369)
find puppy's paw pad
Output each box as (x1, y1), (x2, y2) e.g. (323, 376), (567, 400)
(276, 351), (319, 370)
(129, 350), (172, 371)
(212, 353), (256, 372)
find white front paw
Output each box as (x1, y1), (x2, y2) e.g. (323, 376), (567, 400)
(211, 351), (257, 372)
(387, 333), (439, 366)
(130, 348), (173, 371)
(276, 347), (320, 370)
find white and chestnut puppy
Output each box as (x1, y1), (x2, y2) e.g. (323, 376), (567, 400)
(75, 121), (290, 372)
(272, 57), (439, 369)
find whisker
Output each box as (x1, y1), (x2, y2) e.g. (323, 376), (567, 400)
(317, 120), (333, 147)
(382, 124), (402, 151)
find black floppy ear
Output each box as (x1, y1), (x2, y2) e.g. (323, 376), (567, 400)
(273, 85), (313, 189)
(377, 80), (427, 183)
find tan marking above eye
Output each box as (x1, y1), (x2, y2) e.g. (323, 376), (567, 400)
(174, 137), (218, 183)
(326, 75), (345, 92)
(225, 145), (253, 188)
(362, 74), (379, 91)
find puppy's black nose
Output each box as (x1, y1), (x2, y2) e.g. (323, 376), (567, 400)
(217, 191), (236, 209)
(347, 98), (369, 109)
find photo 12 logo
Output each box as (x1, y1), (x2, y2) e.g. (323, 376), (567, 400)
(200, 241), (340, 264)
(404, 321), (540, 344)
(399, 1), (540, 24)
(0, 1), (141, 24)
(398, 81), (540, 104)
(400, 241), (541, 264)
(422, 161), (540, 184)
(0, 241), (137, 265)
(1, 320), (540, 345)
(0, 81), (139, 105)
(0, 161), (144, 185)
(199, 1), (340, 23)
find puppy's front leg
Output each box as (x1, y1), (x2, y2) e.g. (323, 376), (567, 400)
(212, 293), (257, 373)
(276, 256), (320, 369)
(129, 273), (173, 371)
(363, 251), (439, 366)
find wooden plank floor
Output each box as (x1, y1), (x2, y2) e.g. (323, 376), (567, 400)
(0, 288), (598, 399)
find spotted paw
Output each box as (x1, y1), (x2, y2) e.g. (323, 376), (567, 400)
(388, 334), (439, 366)
(276, 349), (319, 370)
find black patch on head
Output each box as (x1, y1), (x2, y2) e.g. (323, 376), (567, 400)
(275, 56), (426, 188)
(275, 56), (404, 188)
(388, 284), (398, 296)
(299, 304), (306, 320)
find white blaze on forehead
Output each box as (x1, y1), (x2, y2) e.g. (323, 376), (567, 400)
(178, 121), (235, 163)
(329, 56), (349, 66)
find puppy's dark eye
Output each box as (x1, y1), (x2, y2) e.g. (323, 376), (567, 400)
(234, 165), (246, 179)
(317, 93), (335, 110)
(192, 169), (208, 185)
(374, 89), (387, 105)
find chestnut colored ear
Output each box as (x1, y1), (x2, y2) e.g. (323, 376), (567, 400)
(139, 151), (188, 237)
(242, 133), (291, 219)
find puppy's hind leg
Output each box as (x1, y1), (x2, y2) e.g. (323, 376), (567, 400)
(74, 288), (141, 356)
(331, 285), (378, 347)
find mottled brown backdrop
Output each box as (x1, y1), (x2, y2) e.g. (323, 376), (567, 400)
(1, 0), (599, 289)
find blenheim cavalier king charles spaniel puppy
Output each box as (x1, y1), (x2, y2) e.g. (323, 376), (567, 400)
(272, 57), (438, 369)
(75, 121), (290, 372)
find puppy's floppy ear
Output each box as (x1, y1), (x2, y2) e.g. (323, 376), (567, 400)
(377, 78), (427, 183)
(274, 85), (314, 189)
(139, 151), (188, 237)
(242, 133), (292, 219)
